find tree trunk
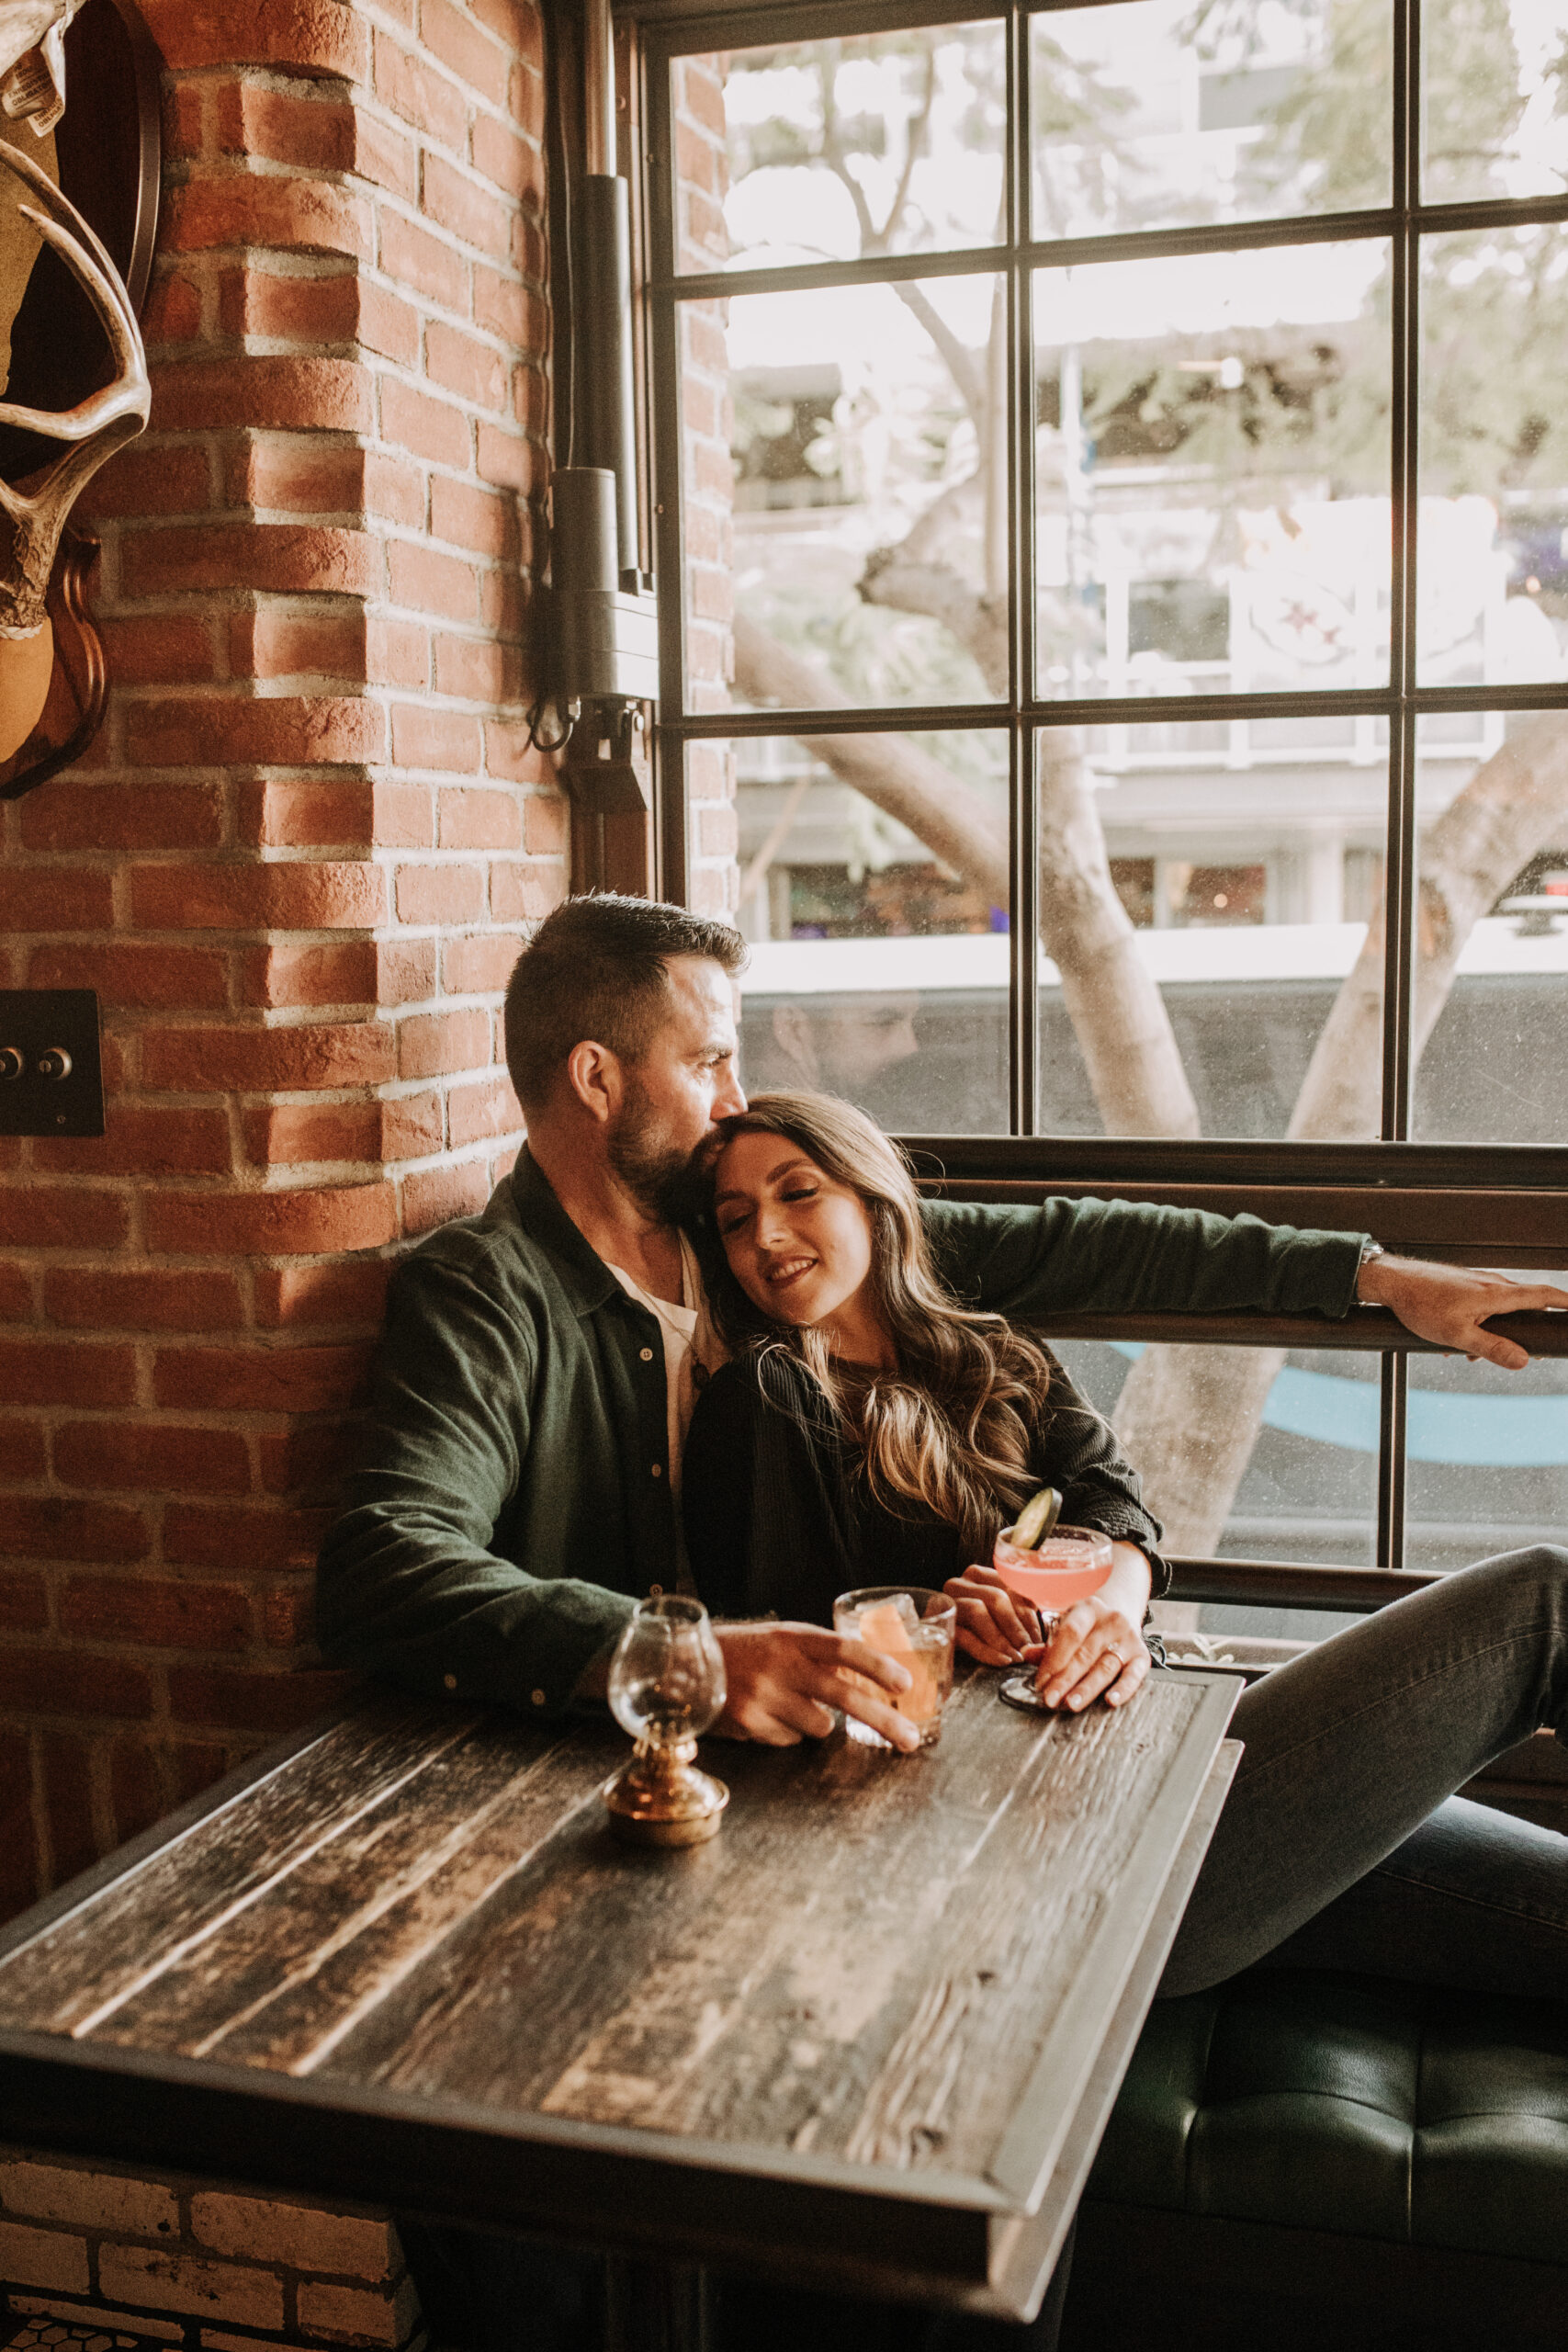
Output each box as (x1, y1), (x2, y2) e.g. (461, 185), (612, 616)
(1113, 709), (1568, 1560)
(1038, 730), (1201, 1137)
(731, 616), (1009, 904)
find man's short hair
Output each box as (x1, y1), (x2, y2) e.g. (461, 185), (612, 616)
(503, 894), (746, 1113)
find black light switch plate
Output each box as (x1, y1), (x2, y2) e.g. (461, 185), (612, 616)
(0, 990), (106, 1137)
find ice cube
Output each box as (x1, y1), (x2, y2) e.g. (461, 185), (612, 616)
(856, 1600), (915, 1654)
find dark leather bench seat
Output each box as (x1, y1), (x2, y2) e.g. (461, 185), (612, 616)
(1076, 1968), (1568, 2347)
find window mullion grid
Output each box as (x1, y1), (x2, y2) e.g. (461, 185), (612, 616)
(1008, 2), (1038, 1136)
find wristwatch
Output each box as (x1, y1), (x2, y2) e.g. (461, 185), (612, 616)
(1357, 1237), (1386, 1297)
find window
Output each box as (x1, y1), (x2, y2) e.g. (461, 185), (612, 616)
(634, 0), (1568, 1608)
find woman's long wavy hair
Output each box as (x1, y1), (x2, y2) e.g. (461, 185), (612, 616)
(706, 1091), (1055, 1560)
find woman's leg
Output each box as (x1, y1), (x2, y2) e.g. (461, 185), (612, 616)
(1161, 1545), (1568, 1998)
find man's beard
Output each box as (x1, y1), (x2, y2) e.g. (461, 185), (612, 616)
(606, 1077), (702, 1224)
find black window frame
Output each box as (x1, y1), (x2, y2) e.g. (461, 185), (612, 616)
(622, 0), (1568, 1600)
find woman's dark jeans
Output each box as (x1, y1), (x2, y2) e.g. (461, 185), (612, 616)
(1163, 1544), (1568, 2000)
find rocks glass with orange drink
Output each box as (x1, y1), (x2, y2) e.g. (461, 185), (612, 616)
(832, 1586), (958, 1749)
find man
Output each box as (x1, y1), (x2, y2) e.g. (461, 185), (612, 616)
(316, 891), (1566, 2352)
(317, 891), (1564, 1739)
(761, 993), (921, 1102)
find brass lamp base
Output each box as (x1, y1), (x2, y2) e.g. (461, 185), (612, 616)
(602, 1735), (729, 1848)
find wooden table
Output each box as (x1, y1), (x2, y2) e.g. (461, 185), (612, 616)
(0, 1668), (1240, 2326)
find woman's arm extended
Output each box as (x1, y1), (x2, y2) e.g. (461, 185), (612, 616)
(923, 1194), (1364, 1321)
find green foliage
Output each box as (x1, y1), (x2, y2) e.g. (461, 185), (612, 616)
(1156, 0), (1566, 500)
(1241, 0), (1567, 495)
(1238, 0), (1393, 210)
(728, 0), (1568, 714)
(1421, 228), (1568, 496)
(1421, 0), (1529, 198)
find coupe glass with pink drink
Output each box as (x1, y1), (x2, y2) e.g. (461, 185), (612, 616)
(990, 1492), (1112, 1712)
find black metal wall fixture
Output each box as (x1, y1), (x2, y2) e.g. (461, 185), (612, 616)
(529, 0), (660, 810)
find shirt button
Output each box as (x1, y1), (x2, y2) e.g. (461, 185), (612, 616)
(530, 1689), (547, 1707)
(443, 1673), (457, 1691)
(651, 1462), (662, 1477)
(640, 1347), (655, 1362)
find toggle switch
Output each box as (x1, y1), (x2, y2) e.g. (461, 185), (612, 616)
(0, 992), (103, 1136)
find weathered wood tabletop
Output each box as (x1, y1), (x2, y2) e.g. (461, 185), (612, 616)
(0, 1668), (1240, 2321)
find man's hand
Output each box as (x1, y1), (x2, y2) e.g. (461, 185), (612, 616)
(1357, 1254), (1568, 1370)
(714, 1621), (920, 1751)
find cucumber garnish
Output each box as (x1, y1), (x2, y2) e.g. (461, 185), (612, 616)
(1012, 1486), (1062, 1549)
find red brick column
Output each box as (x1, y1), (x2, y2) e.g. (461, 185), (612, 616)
(0, 2144), (420, 2351)
(0, 0), (564, 1919)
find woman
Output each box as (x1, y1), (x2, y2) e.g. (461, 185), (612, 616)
(684, 1091), (1568, 2004)
(683, 1089), (1164, 1716)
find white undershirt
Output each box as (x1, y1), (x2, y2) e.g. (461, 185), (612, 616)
(606, 1233), (728, 1506)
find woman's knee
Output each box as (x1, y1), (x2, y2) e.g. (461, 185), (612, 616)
(1436, 1545), (1568, 1650)
(1468, 1543), (1568, 1604)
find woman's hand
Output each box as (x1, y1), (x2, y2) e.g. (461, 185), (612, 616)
(713, 1621), (921, 1751)
(1033, 1593), (1150, 1711)
(1031, 1541), (1155, 1710)
(943, 1565), (1041, 1665)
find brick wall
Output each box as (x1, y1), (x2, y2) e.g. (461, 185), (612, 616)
(0, 0), (567, 1921)
(0, 2147), (421, 2352)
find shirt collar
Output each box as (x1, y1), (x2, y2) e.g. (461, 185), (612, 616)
(497, 1148), (624, 1318)
(498, 1148), (730, 1334)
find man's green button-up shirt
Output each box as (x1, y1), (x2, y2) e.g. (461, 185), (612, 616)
(315, 1149), (1365, 1717)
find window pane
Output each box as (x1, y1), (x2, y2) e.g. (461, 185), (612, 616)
(1423, 0), (1568, 203)
(1051, 1339), (1379, 1572)
(675, 24), (1005, 277)
(1405, 1349), (1568, 1572)
(1036, 721), (1387, 1138)
(1032, 242), (1392, 699)
(1418, 224), (1568, 688)
(1410, 709), (1568, 1143)
(723, 731), (1010, 1133)
(1031, 0), (1392, 242)
(689, 275), (1006, 714)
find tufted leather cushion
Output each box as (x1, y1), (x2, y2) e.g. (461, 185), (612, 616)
(1089, 1970), (1568, 2264)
